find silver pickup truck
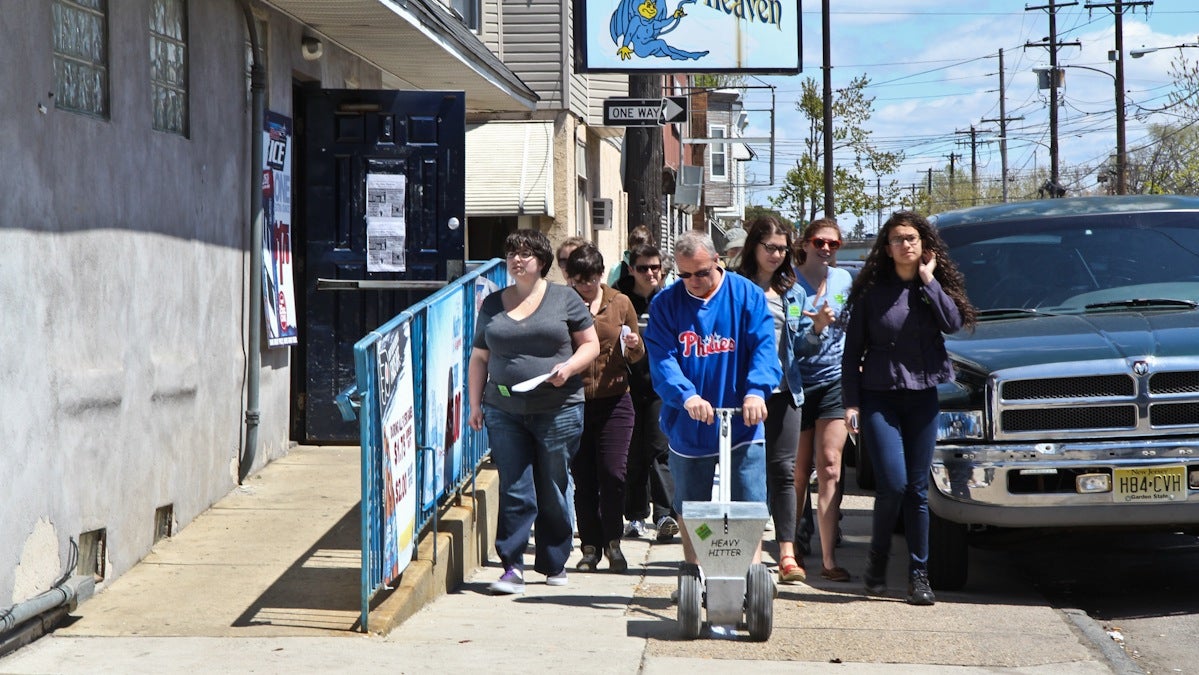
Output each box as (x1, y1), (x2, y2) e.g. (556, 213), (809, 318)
(858, 195), (1199, 591)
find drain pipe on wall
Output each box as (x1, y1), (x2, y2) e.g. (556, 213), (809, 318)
(238, 0), (265, 484)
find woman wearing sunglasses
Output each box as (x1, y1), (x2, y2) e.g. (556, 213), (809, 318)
(733, 216), (822, 584)
(792, 219), (853, 582)
(842, 211), (976, 605)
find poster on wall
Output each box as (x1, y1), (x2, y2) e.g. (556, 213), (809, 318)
(573, 0), (801, 74)
(378, 323), (417, 581)
(262, 111), (299, 347)
(366, 173), (407, 272)
(423, 286), (465, 508)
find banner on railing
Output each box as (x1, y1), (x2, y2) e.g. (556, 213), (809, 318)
(423, 287), (465, 508)
(378, 322), (417, 579)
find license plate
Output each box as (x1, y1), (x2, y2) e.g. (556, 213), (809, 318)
(1113, 465), (1187, 503)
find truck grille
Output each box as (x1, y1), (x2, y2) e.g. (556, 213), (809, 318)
(993, 368), (1199, 439)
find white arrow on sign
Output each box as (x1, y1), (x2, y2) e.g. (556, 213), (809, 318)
(659, 97), (685, 124)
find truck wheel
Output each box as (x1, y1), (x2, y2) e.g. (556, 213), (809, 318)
(928, 510), (969, 591)
(745, 563), (773, 642)
(677, 566), (703, 639)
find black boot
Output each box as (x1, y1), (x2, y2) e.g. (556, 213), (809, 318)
(606, 540), (628, 573)
(864, 549), (887, 595)
(907, 569), (936, 606)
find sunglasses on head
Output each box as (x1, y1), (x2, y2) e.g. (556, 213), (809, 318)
(676, 268), (714, 280)
(809, 237), (842, 251)
(635, 263), (662, 273)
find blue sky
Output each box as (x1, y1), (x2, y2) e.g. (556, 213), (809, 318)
(739, 0), (1199, 222)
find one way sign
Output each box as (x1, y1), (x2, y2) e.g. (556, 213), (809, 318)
(603, 96), (689, 127)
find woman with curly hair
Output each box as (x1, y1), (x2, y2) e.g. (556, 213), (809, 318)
(841, 211), (976, 606)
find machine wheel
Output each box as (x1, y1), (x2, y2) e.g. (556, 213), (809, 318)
(677, 566), (704, 639)
(744, 563), (773, 642)
(928, 510), (969, 591)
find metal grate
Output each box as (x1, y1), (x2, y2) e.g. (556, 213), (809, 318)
(1002, 405), (1137, 433)
(1001, 374), (1134, 400)
(1150, 371), (1199, 395)
(1150, 402), (1199, 427)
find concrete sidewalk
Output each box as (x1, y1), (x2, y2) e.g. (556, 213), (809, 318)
(0, 445), (1127, 674)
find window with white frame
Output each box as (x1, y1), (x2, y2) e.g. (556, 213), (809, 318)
(150, 0), (188, 135)
(53, 0), (109, 118)
(709, 125), (727, 181)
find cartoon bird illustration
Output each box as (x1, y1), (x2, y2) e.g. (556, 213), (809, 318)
(609, 0), (709, 61)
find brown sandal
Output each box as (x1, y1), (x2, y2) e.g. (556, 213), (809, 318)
(821, 566), (851, 582)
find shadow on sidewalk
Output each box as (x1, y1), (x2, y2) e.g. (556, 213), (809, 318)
(231, 503), (363, 632)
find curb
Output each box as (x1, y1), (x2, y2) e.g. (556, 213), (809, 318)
(1061, 607), (1144, 675)
(367, 467), (499, 634)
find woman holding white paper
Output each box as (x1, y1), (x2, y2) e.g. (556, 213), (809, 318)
(468, 230), (599, 595)
(562, 243), (644, 573)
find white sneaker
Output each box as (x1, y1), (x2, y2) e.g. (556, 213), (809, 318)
(623, 519), (646, 538)
(546, 570), (568, 587)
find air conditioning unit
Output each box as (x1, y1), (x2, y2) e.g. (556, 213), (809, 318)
(591, 198), (613, 230)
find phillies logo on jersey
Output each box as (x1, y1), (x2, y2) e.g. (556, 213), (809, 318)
(679, 331), (736, 357)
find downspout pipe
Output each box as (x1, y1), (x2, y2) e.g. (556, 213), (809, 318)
(238, 0), (265, 483)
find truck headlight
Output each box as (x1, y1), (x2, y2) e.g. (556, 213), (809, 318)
(937, 410), (983, 441)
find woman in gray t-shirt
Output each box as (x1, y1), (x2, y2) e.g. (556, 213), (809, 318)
(468, 229), (599, 595)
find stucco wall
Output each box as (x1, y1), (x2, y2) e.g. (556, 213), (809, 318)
(0, 1), (373, 608)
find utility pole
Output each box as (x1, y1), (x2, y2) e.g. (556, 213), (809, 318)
(625, 75), (663, 234)
(926, 167), (934, 212)
(982, 49), (1024, 202)
(821, 0), (834, 218)
(1086, 0), (1152, 195)
(947, 152), (959, 207)
(1026, 1), (1080, 196)
(955, 126), (992, 204)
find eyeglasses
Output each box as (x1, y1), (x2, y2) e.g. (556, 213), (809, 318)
(676, 267), (714, 280)
(808, 237), (842, 251)
(557, 257), (570, 266)
(571, 276), (601, 286)
(759, 243), (790, 255)
(888, 234), (920, 247)
(506, 250), (536, 260)
(634, 263), (662, 273)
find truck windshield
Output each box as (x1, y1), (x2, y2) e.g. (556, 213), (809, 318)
(939, 215), (1199, 313)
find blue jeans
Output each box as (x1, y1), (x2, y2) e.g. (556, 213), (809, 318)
(484, 403), (583, 576)
(860, 388), (939, 574)
(669, 441), (766, 516)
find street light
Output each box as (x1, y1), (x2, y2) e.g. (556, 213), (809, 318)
(1050, 62), (1127, 195)
(1130, 39), (1199, 58)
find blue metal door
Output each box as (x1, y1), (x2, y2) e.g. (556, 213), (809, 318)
(294, 87), (465, 443)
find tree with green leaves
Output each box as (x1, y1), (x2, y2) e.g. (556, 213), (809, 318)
(1124, 56), (1199, 195)
(770, 75), (904, 223)
(743, 204), (794, 229)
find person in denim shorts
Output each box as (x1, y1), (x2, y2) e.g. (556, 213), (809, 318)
(643, 231), (781, 569)
(793, 218), (855, 582)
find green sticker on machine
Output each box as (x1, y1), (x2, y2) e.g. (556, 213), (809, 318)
(694, 523), (712, 540)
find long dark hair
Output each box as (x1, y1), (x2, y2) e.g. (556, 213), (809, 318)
(847, 211), (977, 328)
(733, 216), (796, 295)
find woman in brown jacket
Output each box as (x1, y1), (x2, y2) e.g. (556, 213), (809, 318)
(564, 243), (645, 572)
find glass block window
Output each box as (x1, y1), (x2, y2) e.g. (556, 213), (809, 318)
(53, 0), (109, 118)
(150, 0), (188, 135)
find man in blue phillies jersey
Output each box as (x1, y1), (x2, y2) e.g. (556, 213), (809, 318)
(644, 230), (781, 567)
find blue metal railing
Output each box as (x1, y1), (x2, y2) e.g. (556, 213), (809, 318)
(339, 259), (507, 631)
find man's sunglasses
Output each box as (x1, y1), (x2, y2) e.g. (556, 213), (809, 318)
(809, 237), (842, 251)
(676, 268), (714, 279)
(635, 264), (662, 273)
